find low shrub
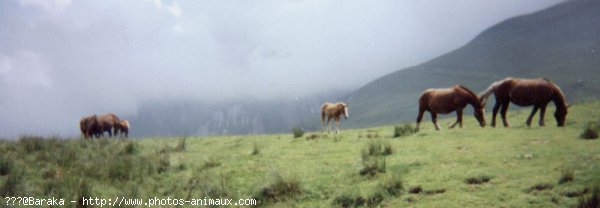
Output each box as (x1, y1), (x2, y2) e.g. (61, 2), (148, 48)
(465, 175), (492, 184)
(251, 143), (260, 155)
(381, 176), (404, 197)
(581, 120), (599, 139)
(255, 173), (302, 205)
(578, 185), (599, 208)
(292, 127), (304, 138)
(394, 124), (417, 138)
(527, 183), (553, 192)
(408, 186), (422, 194)
(558, 168), (575, 184)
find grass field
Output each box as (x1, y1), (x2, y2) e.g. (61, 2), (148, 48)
(2, 101), (600, 207)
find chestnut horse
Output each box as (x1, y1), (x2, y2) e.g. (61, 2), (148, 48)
(321, 102), (349, 134)
(478, 77), (568, 127)
(416, 85), (486, 130)
(115, 119), (130, 138)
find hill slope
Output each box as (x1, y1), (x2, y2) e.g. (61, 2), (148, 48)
(2, 101), (600, 207)
(346, 0), (600, 128)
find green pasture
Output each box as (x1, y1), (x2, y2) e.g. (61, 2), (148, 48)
(1, 101), (600, 207)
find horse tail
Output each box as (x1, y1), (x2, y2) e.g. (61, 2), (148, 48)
(478, 81), (500, 106)
(320, 104), (327, 121)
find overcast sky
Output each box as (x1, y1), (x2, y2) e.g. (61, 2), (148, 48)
(0, 0), (564, 138)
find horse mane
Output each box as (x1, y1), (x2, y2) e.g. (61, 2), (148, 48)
(456, 85), (481, 108)
(549, 81), (567, 108)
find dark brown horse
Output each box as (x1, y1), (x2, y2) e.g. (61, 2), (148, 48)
(478, 77), (568, 127)
(321, 102), (349, 134)
(80, 115), (97, 139)
(95, 113), (121, 137)
(416, 85), (486, 130)
(79, 113), (121, 138)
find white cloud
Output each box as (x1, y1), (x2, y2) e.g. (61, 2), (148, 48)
(151, 0), (163, 9)
(0, 50), (53, 88)
(168, 3), (182, 18)
(19, 0), (72, 14)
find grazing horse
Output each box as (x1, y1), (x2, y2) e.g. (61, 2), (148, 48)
(80, 115), (97, 139)
(95, 113), (121, 137)
(478, 77), (568, 127)
(416, 85), (486, 130)
(321, 102), (349, 134)
(115, 119), (130, 138)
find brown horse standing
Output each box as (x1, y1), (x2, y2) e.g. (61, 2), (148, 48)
(321, 102), (349, 134)
(478, 77), (568, 127)
(115, 119), (130, 138)
(416, 85), (486, 130)
(80, 115), (97, 139)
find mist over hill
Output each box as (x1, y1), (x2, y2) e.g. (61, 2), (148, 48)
(127, 92), (346, 137)
(345, 0), (600, 128)
(127, 0), (600, 137)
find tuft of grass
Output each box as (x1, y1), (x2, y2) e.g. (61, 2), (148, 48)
(558, 168), (575, 184)
(175, 137), (187, 152)
(393, 124), (417, 138)
(364, 139), (393, 157)
(199, 156), (221, 171)
(409, 186), (423, 194)
(578, 185), (600, 208)
(424, 188), (446, 195)
(380, 175), (404, 197)
(77, 178), (92, 208)
(465, 175), (492, 185)
(158, 138), (187, 153)
(292, 127), (305, 138)
(0, 154), (13, 176)
(580, 120), (599, 139)
(122, 141), (137, 155)
(251, 143), (260, 155)
(305, 134), (319, 140)
(255, 172), (303, 205)
(359, 139), (392, 177)
(527, 183), (554, 192)
(564, 188), (589, 198)
(18, 136), (46, 153)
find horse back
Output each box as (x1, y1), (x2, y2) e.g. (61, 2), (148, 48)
(509, 79), (555, 106)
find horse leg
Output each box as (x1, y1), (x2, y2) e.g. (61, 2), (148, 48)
(449, 109), (463, 129)
(416, 109), (425, 130)
(538, 104), (547, 126)
(321, 117), (325, 133)
(526, 105), (539, 127)
(430, 112), (440, 130)
(491, 102), (501, 127)
(335, 118), (340, 134)
(500, 101), (510, 127)
(327, 117), (332, 134)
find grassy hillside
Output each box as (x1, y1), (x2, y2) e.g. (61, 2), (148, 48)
(345, 0), (600, 128)
(2, 101), (600, 207)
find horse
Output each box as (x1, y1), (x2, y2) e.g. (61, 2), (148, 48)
(478, 77), (568, 127)
(321, 102), (349, 134)
(95, 113), (121, 137)
(115, 119), (130, 138)
(80, 115), (97, 139)
(416, 85), (486, 130)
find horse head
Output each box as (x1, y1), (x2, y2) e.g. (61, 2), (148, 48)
(338, 103), (349, 119)
(554, 105), (568, 127)
(474, 107), (486, 127)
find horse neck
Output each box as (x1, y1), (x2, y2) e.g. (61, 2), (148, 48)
(551, 88), (567, 110)
(467, 94), (482, 109)
(459, 88), (481, 109)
